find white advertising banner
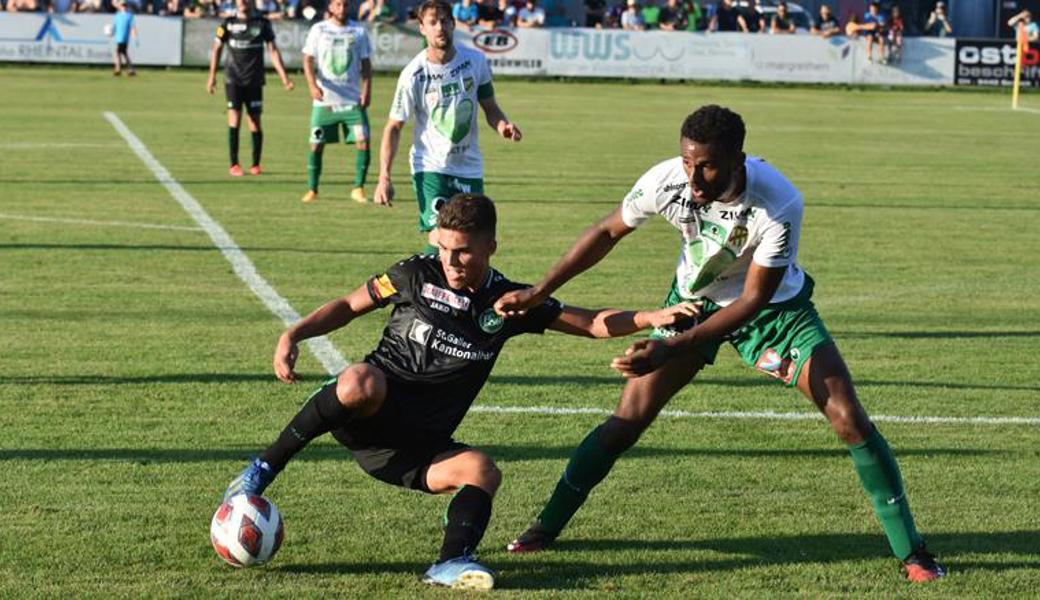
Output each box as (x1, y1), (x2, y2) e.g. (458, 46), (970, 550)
(0, 13), (182, 66)
(851, 37), (955, 85)
(455, 27), (549, 77)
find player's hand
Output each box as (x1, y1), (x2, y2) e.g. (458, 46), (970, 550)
(283, 79), (295, 92)
(374, 178), (394, 207)
(611, 339), (674, 378)
(644, 301), (701, 329)
(309, 85), (324, 102)
(206, 79), (216, 94)
(494, 286), (544, 317)
(498, 121), (522, 142)
(273, 333), (301, 384)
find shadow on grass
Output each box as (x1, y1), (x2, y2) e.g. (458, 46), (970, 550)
(0, 444), (1002, 464)
(274, 531), (1040, 589)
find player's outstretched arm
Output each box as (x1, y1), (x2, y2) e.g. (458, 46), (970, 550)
(374, 119), (404, 206)
(267, 41), (294, 91)
(548, 302), (701, 339)
(206, 39), (223, 94)
(611, 263), (785, 378)
(273, 285), (378, 383)
(494, 207), (634, 317)
(478, 96), (522, 142)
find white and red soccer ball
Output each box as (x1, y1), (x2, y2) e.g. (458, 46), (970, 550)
(210, 494), (284, 567)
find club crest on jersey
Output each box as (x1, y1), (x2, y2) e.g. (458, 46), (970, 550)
(422, 283), (470, 310)
(477, 308), (504, 333)
(408, 319), (433, 345)
(755, 348), (795, 384)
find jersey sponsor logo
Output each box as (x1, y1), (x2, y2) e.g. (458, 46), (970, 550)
(431, 329), (495, 361)
(421, 283), (471, 310)
(372, 274), (397, 301)
(429, 301), (450, 313)
(228, 23), (248, 33)
(408, 319), (433, 345)
(477, 307), (504, 333)
(718, 208), (753, 221)
(727, 225), (748, 249)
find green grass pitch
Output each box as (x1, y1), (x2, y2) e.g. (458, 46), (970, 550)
(1, 65), (1038, 596)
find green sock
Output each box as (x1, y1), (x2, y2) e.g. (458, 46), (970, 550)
(848, 426), (923, 560)
(307, 150), (322, 192)
(354, 149), (370, 188)
(536, 425), (620, 534)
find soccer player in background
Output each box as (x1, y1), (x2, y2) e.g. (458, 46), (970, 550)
(221, 194), (698, 589)
(300, 0), (373, 204)
(495, 105), (947, 583)
(206, 0), (294, 177)
(374, 0), (522, 254)
(111, 1), (137, 77)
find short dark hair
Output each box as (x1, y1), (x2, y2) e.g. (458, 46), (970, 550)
(417, 0), (454, 20)
(438, 193), (497, 238)
(680, 105), (746, 155)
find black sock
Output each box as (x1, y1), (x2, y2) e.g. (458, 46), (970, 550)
(439, 485), (492, 562)
(228, 126), (240, 166)
(251, 130), (263, 167)
(259, 380), (353, 472)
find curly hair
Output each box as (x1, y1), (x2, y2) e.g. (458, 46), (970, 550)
(680, 105), (746, 155)
(438, 193), (497, 238)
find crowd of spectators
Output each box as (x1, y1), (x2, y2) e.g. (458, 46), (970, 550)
(0, 0), (963, 44)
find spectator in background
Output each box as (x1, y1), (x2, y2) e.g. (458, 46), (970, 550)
(743, 0), (765, 33)
(453, 0), (478, 29)
(476, 0), (500, 26)
(257, 0), (283, 18)
(640, 0), (660, 29)
(887, 5), (904, 62)
(47, 0), (79, 13)
(358, 0), (393, 21)
(517, 0), (544, 27)
(710, 0), (747, 33)
(7, 0), (40, 11)
(621, 0), (643, 30)
(659, 0), (685, 31)
(684, 0), (705, 31)
(604, 0), (624, 28)
(769, 0), (794, 34)
(812, 3), (839, 38)
(163, 0), (182, 14)
(924, 1), (952, 37)
(112, 0), (137, 76)
(585, 0), (606, 27)
(1008, 9), (1039, 41)
(862, 1), (887, 63)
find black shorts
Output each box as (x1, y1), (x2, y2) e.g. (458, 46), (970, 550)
(225, 83), (263, 114)
(330, 376), (468, 494)
(116, 42), (128, 54)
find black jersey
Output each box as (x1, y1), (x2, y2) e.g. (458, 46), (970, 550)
(363, 255), (563, 439)
(216, 14), (275, 88)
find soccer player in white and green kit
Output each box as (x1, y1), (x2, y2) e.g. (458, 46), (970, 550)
(496, 105), (946, 583)
(374, 0), (522, 253)
(301, 0), (373, 204)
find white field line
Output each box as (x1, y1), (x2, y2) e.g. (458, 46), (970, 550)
(103, 111), (348, 375)
(105, 111), (1039, 429)
(0, 212), (203, 232)
(470, 405), (1040, 426)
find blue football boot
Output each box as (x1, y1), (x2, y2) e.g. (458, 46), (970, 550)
(421, 555), (495, 590)
(223, 458), (277, 501)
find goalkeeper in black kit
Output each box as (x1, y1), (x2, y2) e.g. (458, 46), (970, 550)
(220, 193), (699, 590)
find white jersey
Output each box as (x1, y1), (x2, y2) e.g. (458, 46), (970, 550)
(389, 46), (494, 179)
(621, 156), (806, 306)
(302, 20), (371, 107)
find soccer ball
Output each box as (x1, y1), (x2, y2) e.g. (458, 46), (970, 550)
(210, 494), (284, 567)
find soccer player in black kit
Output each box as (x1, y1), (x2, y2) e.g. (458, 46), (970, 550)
(222, 194), (698, 590)
(206, 0), (294, 177)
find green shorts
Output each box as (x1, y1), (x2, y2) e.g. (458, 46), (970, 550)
(651, 275), (833, 387)
(411, 172), (484, 233)
(309, 105), (369, 145)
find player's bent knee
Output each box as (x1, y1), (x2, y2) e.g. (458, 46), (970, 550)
(599, 416), (644, 455)
(462, 455), (501, 494)
(336, 364), (386, 414)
